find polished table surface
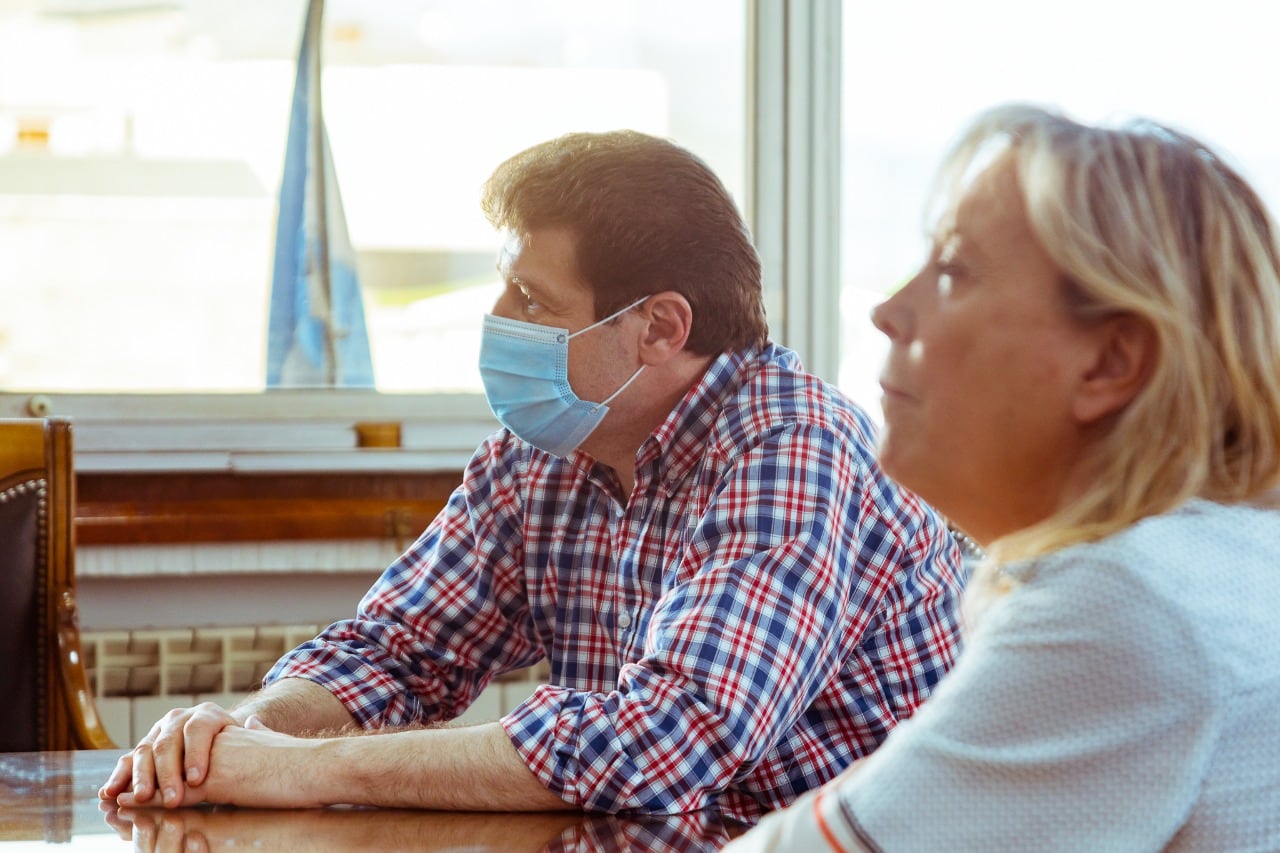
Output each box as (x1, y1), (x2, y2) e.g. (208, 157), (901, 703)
(0, 750), (746, 851)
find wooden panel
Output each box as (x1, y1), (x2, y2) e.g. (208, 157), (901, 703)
(0, 418), (44, 475)
(76, 471), (463, 545)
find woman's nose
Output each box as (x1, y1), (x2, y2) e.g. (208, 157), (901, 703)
(870, 282), (912, 341)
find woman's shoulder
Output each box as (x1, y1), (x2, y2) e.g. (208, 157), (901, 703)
(1015, 498), (1280, 581)
(1069, 498), (1279, 579)
(1009, 499), (1280, 687)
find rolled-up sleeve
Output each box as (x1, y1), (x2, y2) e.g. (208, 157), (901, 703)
(265, 434), (540, 726)
(504, 423), (893, 813)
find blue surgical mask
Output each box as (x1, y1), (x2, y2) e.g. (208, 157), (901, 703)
(479, 298), (647, 457)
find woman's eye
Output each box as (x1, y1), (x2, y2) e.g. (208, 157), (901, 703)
(935, 262), (964, 293)
(933, 236), (963, 279)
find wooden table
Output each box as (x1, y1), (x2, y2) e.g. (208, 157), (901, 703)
(0, 750), (745, 850)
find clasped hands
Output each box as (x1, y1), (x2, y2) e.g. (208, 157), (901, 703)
(99, 702), (328, 810)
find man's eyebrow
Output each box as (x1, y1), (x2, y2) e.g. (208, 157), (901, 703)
(503, 268), (555, 301)
(495, 260), (526, 285)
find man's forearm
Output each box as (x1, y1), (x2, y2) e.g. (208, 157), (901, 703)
(217, 681), (571, 810)
(321, 722), (572, 811)
(199, 719), (573, 812)
(233, 677), (357, 735)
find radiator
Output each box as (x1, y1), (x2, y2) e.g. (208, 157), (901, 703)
(82, 625), (548, 747)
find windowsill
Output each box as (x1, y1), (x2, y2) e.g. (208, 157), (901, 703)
(75, 449), (476, 474)
(1, 390), (498, 474)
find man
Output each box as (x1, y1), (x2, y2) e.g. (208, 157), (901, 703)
(101, 131), (965, 822)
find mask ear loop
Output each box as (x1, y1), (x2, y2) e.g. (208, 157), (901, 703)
(568, 296), (650, 339)
(574, 294), (650, 412)
(589, 365), (645, 413)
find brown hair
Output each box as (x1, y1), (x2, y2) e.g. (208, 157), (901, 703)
(481, 130), (768, 354)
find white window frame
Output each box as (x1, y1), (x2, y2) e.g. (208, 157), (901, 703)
(750, 0), (842, 384)
(0, 0), (843, 474)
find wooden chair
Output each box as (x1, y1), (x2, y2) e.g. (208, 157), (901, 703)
(0, 417), (114, 751)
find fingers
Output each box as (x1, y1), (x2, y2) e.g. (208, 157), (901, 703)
(131, 735), (161, 804)
(117, 778), (209, 812)
(180, 703), (238, 787)
(99, 750), (135, 800)
(101, 702), (239, 808)
(150, 708), (193, 806)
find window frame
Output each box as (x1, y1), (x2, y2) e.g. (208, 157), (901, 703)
(0, 0), (843, 474)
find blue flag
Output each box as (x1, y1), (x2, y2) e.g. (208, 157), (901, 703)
(266, 0), (374, 388)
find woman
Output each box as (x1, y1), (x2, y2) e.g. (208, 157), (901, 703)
(726, 104), (1280, 851)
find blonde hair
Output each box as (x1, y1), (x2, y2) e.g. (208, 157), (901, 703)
(933, 104), (1280, 564)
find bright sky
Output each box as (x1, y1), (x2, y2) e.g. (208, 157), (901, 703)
(837, 0), (1280, 415)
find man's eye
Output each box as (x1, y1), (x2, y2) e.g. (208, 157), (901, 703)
(508, 276), (539, 313)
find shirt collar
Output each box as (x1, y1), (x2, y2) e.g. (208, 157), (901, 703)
(638, 345), (767, 496)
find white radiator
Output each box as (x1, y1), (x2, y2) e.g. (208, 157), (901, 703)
(82, 625), (548, 746)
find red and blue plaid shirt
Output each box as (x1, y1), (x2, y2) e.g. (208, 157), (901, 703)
(267, 344), (965, 821)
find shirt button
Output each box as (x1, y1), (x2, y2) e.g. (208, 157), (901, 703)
(617, 611), (632, 629)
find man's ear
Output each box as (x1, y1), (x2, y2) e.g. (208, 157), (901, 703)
(637, 291), (694, 363)
(1071, 314), (1157, 425)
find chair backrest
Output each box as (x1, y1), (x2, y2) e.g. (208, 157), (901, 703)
(0, 417), (114, 751)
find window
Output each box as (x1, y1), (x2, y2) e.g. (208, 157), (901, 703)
(839, 0), (1280, 421)
(21, 2), (1277, 467)
(0, 0), (745, 397)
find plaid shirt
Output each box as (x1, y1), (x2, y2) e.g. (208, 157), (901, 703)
(267, 343), (965, 821)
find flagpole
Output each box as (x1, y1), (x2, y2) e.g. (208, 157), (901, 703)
(305, 0), (337, 386)
(267, 0), (373, 389)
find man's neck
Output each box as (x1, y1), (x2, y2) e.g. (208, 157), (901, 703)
(582, 352), (715, 499)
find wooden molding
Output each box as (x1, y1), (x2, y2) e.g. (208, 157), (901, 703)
(76, 471), (462, 546)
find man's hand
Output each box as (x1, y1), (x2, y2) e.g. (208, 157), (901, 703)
(106, 705), (574, 811)
(99, 702), (243, 808)
(130, 719), (333, 809)
(101, 716), (328, 810)
(100, 679), (358, 809)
